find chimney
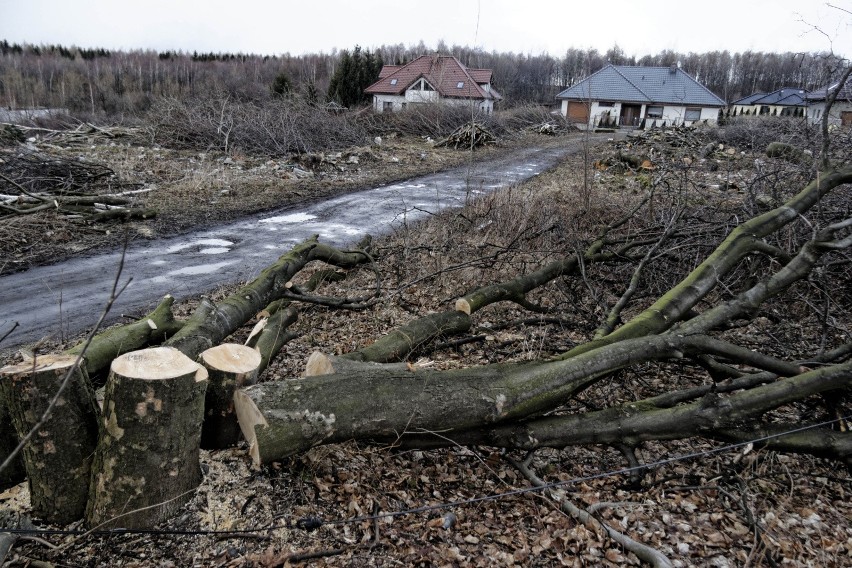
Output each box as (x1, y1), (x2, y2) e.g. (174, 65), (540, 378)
(669, 64), (677, 75)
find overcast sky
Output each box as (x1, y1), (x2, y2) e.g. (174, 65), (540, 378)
(0, 0), (849, 59)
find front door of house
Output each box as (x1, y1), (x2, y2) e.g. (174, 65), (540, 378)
(621, 104), (641, 127)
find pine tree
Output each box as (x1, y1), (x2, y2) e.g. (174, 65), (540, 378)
(271, 72), (293, 97)
(327, 46), (383, 108)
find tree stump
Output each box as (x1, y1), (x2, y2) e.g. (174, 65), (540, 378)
(0, 401), (26, 491)
(85, 347), (208, 529)
(198, 344), (261, 449)
(0, 355), (99, 524)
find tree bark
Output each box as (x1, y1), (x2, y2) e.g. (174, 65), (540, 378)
(85, 347), (207, 529)
(341, 311), (471, 363)
(199, 344), (261, 449)
(234, 333), (728, 464)
(164, 236), (371, 359)
(0, 355), (99, 524)
(65, 294), (184, 376)
(0, 402), (25, 490)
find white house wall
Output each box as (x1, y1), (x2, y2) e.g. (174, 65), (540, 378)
(372, 94), (407, 112)
(807, 100), (852, 126)
(372, 94), (493, 113)
(566, 100), (720, 129)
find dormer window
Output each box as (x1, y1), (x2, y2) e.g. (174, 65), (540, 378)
(390, 78), (398, 85)
(457, 81), (464, 88)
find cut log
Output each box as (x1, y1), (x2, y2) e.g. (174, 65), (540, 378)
(249, 306), (299, 376)
(0, 355), (99, 524)
(85, 347), (207, 529)
(164, 236), (371, 359)
(304, 351), (409, 377)
(340, 311), (471, 363)
(198, 344), (261, 449)
(65, 294), (184, 376)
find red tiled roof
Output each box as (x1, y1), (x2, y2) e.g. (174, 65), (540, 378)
(468, 69), (492, 83)
(365, 55), (496, 100)
(378, 65), (401, 79)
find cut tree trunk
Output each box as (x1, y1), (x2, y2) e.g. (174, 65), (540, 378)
(0, 355), (99, 524)
(0, 402), (25, 490)
(85, 347), (207, 529)
(199, 344), (261, 449)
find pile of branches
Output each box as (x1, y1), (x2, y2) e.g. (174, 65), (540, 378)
(434, 121), (497, 149)
(499, 103), (572, 134)
(146, 95), (367, 156)
(359, 103), (501, 138)
(0, 150), (150, 222)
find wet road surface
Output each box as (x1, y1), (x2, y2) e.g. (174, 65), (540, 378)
(0, 137), (601, 350)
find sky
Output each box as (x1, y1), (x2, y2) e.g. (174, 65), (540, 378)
(0, 0), (850, 59)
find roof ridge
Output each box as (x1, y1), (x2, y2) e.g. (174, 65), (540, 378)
(610, 65), (650, 100)
(674, 67), (726, 105)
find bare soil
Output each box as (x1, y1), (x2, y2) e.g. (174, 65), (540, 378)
(2, 124), (851, 567)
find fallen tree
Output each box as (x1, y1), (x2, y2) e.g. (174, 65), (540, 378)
(1, 119), (850, 550)
(235, 163), (852, 465)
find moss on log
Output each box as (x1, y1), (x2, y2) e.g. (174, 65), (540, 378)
(65, 294), (184, 376)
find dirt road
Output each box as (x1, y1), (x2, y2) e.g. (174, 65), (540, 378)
(0, 137), (607, 350)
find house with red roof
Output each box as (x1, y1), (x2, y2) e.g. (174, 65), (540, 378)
(364, 55), (502, 114)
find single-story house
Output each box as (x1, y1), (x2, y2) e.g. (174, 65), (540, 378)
(364, 55), (502, 114)
(806, 76), (852, 126)
(555, 64), (725, 129)
(730, 88), (808, 117)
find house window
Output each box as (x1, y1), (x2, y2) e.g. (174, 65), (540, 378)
(598, 101), (614, 107)
(390, 78), (398, 85)
(684, 108), (701, 121)
(457, 81), (464, 88)
(646, 105), (664, 118)
(401, 102), (407, 109)
(383, 101), (393, 111)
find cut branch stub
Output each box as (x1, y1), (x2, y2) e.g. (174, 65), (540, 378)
(199, 344), (261, 449)
(0, 355), (99, 524)
(85, 347), (208, 530)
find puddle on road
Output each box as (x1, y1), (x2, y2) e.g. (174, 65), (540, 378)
(199, 248), (230, 254)
(167, 260), (237, 277)
(165, 238), (234, 254)
(260, 212), (317, 224)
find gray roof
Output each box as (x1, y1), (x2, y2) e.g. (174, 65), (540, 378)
(556, 64), (726, 107)
(733, 88), (808, 106)
(806, 77), (852, 101)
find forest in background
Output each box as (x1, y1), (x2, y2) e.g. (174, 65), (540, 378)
(0, 39), (849, 118)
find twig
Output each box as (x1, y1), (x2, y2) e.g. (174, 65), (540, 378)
(0, 321), (19, 345)
(508, 456), (674, 568)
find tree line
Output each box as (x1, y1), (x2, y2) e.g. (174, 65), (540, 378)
(0, 38), (847, 117)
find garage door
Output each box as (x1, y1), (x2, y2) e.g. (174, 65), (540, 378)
(567, 102), (590, 123)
